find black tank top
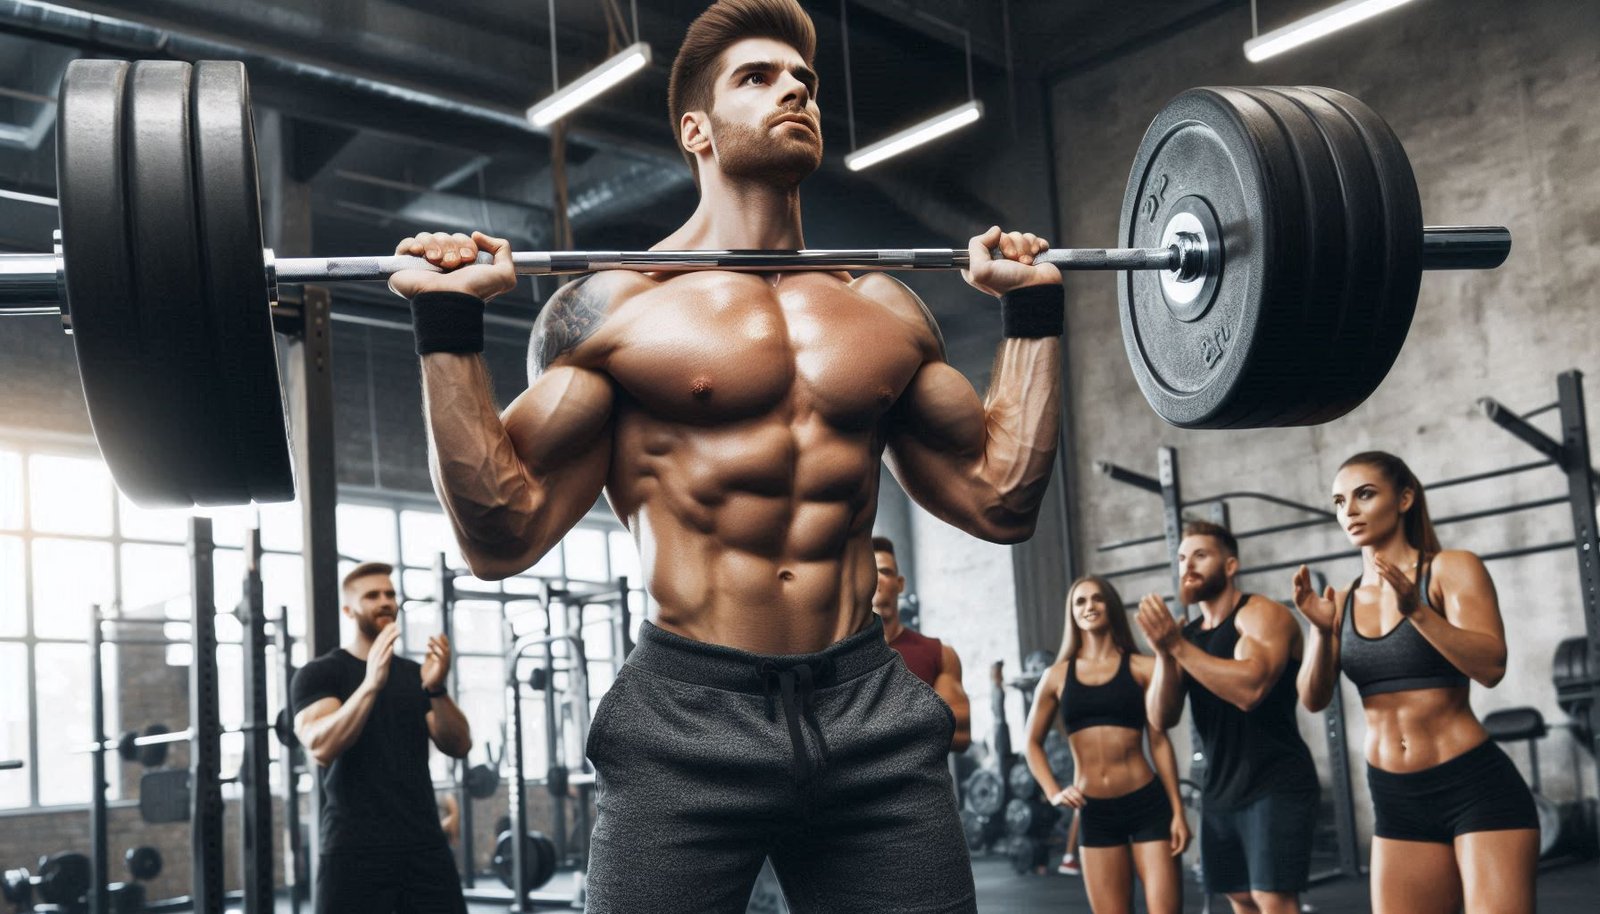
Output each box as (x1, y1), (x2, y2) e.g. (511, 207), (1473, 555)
(1181, 595), (1317, 809)
(1339, 554), (1469, 698)
(1059, 652), (1146, 735)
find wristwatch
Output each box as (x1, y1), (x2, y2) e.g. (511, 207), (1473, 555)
(424, 685), (448, 699)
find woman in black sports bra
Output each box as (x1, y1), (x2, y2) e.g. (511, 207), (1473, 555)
(1293, 450), (1537, 914)
(1025, 575), (1189, 914)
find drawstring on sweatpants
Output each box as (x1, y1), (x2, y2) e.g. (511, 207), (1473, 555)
(758, 658), (834, 782)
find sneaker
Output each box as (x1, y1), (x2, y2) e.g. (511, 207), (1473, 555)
(1056, 854), (1080, 876)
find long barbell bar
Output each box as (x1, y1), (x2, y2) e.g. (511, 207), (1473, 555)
(73, 720), (278, 755)
(0, 225), (1510, 317)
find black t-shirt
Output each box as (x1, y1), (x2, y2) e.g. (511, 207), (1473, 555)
(291, 648), (446, 854)
(1181, 598), (1317, 810)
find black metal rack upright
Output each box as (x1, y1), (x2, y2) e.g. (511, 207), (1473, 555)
(1478, 369), (1600, 850)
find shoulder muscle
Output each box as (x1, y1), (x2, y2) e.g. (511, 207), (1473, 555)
(529, 272), (637, 379)
(851, 273), (946, 360)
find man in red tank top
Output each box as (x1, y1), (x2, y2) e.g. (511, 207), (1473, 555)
(873, 536), (972, 751)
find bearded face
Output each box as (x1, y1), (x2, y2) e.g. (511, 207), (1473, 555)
(1179, 562), (1228, 605)
(708, 107), (822, 187)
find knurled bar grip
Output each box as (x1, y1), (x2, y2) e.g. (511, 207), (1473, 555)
(268, 224), (1507, 283)
(271, 245), (1186, 282)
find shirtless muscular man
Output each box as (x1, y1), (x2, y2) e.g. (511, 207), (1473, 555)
(388, 2), (1062, 910)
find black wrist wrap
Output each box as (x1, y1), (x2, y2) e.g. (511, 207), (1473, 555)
(411, 291), (486, 355)
(1000, 284), (1065, 338)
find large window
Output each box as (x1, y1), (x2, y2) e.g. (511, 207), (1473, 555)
(0, 436), (642, 810)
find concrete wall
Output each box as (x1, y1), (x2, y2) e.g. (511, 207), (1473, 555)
(1047, 0), (1600, 850)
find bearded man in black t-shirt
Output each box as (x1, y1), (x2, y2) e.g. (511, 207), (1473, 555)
(292, 561), (473, 914)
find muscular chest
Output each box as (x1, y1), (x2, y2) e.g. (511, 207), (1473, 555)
(604, 273), (925, 427)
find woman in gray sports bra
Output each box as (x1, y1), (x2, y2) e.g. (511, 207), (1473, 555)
(1293, 451), (1537, 914)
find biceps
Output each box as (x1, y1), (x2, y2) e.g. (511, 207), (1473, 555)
(504, 366), (614, 472)
(887, 362), (986, 462)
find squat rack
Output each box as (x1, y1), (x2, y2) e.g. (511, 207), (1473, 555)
(84, 520), (298, 914)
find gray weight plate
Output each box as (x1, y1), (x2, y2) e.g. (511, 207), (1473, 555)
(1008, 759), (1037, 801)
(57, 60), (173, 505)
(1043, 728), (1074, 782)
(125, 61), (240, 505)
(960, 809), (990, 851)
(964, 768), (1004, 818)
(1119, 87), (1310, 428)
(191, 61), (294, 504)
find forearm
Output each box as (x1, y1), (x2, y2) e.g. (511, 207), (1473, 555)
(1147, 651), (1185, 729)
(1171, 640), (1271, 711)
(1297, 629), (1339, 711)
(427, 695), (473, 758)
(948, 696), (972, 752)
(974, 337), (1061, 540)
(305, 686), (379, 766)
(1410, 609), (1507, 686)
(1024, 740), (1065, 797)
(1148, 729), (1184, 815)
(420, 354), (547, 575)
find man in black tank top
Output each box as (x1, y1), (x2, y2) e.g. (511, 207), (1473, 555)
(1137, 523), (1318, 914)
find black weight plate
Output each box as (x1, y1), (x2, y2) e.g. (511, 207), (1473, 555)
(1259, 87), (1394, 425)
(274, 708), (297, 747)
(1228, 87), (1352, 428)
(191, 61), (294, 504)
(123, 845), (163, 881)
(36, 852), (90, 905)
(464, 763), (500, 799)
(126, 61), (241, 505)
(963, 768), (1004, 818)
(1305, 88), (1423, 412)
(57, 60), (175, 505)
(139, 722), (171, 768)
(493, 830), (557, 895)
(116, 729), (140, 764)
(1119, 87), (1309, 428)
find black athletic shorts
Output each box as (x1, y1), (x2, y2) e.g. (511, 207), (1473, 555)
(1367, 739), (1538, 843)
(1079, 776), (1172, 848)
(314, 845), (465, 914)
(584, 616), (976, 914)
(1199, 785), (1317, 895)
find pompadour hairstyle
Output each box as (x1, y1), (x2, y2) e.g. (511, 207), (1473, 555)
(667, 0), (817, 179)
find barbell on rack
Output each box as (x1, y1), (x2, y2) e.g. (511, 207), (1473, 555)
(75, 717), (295, 766)
(0, 60), (1511, 508)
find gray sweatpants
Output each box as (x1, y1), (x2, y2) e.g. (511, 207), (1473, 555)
(584, 615), (977, 914)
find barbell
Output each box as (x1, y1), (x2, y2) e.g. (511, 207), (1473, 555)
(76, 717), (293, 765)
(0, 60), (1511, 508)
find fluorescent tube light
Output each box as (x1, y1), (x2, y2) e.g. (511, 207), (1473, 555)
(1244, 0), (1419, 63)
(845, 100), (984, 172)
(526, 41), (652, 127)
